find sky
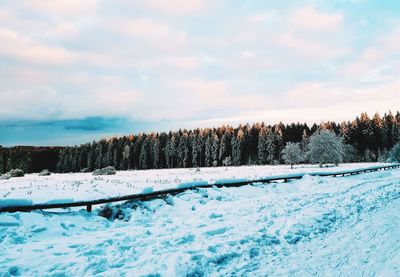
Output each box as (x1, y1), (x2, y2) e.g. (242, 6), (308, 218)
(1, 0), (400, 146)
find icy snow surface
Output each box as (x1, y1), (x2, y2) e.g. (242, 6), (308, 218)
(0, 164), (399, 276)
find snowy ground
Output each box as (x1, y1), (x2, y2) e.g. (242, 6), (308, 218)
(0, 164), (399, 276)
(0, 163), (389, 204)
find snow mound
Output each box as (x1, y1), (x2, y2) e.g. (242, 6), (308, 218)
(0, 199), (33, 208)
(45, 199), (75, 205)
(92, 166), (117, 175)
(177, 181), (208, 189)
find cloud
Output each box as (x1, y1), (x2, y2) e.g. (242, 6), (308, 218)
(290, 6), (343, 32)
(343, 48), (383, 76)
(112, 18), (177, 38)
(340, 26), (400, 82)
(277, 32), (348, 60)
(129, 0), (214, 15)
(284, 80), (400, 113)
(16, 0), (97, 17)
(0, 28), (75, 65)
(378, 27), (400, 52)
(0, 87), (62, 120)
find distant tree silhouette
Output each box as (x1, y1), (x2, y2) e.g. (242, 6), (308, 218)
(1, 111), (400, 173)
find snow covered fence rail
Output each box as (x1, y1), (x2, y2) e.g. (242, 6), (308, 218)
(1, 163), (400, 213)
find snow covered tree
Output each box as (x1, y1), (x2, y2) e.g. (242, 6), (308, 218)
(218, 134), (229, 163)
(301, 129), (310, 162)
(377, 148), (389, 162)
(389, 143), (400, 162)
(191, 134), (199, 167)
(257, 127), (269, 164)
(211, 134), (219, 165)
(258, 127), (276, 165)
(139, 138), (149, 169)
(282, 142), (302, 169)
(151, 136), (160, 169)
(87, 142), (95, 170)
(232, 129), (244, 166)
(205, 135), (212, 167)
(105, 141), (114, 167)
(223, 156), (232, 167)
(363, 148), (375, 162)
(178, 133), (190, 168)
(308, 129), (344, 167)
(342, 144), (359, 163)
(94, 142), (104, 169)
(273, 124), (284, 163)
(121, 144), (130, 170)
(165, 135), (176, 168)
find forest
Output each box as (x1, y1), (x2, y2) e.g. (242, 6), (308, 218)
(1, 111), (399, 174)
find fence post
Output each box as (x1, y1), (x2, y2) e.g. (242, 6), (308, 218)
(86, 204), (92, 213)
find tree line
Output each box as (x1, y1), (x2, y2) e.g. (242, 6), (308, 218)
(1, 111), (399, 174)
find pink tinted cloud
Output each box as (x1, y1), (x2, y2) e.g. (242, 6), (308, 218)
(19, 0), (97, 16)
(277, 32), (348, 60)
(0, 28), (75, 65)
(131, 0), (213, 15)
(290, 6), (343, 32)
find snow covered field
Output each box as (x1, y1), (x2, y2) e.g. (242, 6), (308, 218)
(0, 163), (390, 204)
(1, 164), (400, 276)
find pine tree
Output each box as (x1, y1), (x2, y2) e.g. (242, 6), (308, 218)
(266, 129), (277, 164)
(105, 141), (114, 167)
(211, 134), (219, 166)
(273, 126), (284, 163)
(232, 129), (244, 166)
(178, 133), (189, 168)
(301, 129), (310, 162)
(165, 135), (176, 168)
(257, 127), (269, 165)
(363, 148), (375, 162)
(150, 136), (160, 169)
(56, 149), (66, 172)
(197, 130), (205, 167)
(219, 134), (228, 163)
(389, 143), (400, 162)
(121, 144), (130, 170)
(139, 138), (149, 169)
(94, 142), (104, 169)
(192, 134), (199, 168)
(205, 135), (212, 167)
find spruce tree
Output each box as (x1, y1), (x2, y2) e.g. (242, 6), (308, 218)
(139, 138), (149, 169)
(258, 127), (269, 165)
(121, 144), (130, 170)
(94, 142), (104, 169)
(232, 129), (244, 166)
(211, 134), (219, 166)
(205, 136), (212, 167)
(219, 134), (228, 163)
(191, 134), (198, 168)
(152, 136), (160, 169)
